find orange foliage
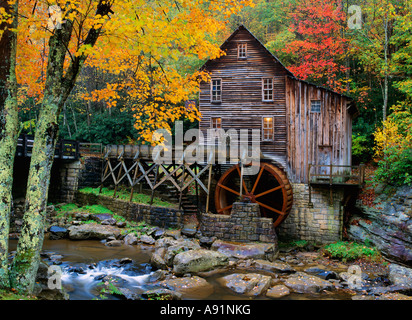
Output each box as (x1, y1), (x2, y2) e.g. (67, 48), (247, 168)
(10, 0), (255, 142)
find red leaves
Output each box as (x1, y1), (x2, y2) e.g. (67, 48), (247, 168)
(283, 0), (349, 93)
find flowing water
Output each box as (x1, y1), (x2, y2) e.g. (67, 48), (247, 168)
(9, 239), (156, 300)
(8, 239), (353, 300)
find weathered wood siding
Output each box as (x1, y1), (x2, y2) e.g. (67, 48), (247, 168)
(198, 25), (354, 184)
(199, 28), (288, 168)
(285, 76), (352, 183)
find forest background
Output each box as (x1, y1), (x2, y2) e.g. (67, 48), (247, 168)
(6, 0), (412, 186)
(0, 0), (411, 294)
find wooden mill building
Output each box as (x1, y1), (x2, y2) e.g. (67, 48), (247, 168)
(199, 25), (357, 182)
(95, 25), (362, 243)
(198, 25), (360, 242)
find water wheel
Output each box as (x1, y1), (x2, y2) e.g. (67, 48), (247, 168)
(214, 162), (293, 227)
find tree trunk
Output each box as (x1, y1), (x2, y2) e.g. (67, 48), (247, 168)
(9, 13), (75, 291)
(10, 0), (113, 293)
(9, 96), (62, 292)
(0, 0), (19, 289)
(383, 12), (389, 123)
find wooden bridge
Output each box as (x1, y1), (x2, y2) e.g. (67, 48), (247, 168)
(99, 144), (365, 227)
(16, 134), (102, 160)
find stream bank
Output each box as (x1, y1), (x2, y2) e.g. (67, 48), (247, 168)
(7, 187), (412, 301)
(8, 231), (412, 301)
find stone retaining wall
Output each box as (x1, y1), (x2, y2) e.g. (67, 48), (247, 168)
(57, 157), (103, 203)
(277, 183), (345, 243)
(200, 202), (276, 243)
(75, 192), (183, 229)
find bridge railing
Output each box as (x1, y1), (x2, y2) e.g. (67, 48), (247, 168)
(308, 163), (365, 186)
(78, 142), (103, 156)
(16, 134), (80, 160)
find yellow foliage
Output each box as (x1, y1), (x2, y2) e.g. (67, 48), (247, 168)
(14, 0), (254, 140)
(374, 104), (412, 158)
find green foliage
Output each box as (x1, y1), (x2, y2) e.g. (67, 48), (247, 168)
(374, 148), (412, 186)
(78, 187), (175, 208)
(56, 203), (113, 215)
(0, 289), (37, 300)
(352, 134), (371, 164)
(56, 203), (79, 214)
(58, 107), (141, 145)
(322, 241), (381, 262)
(373, 103), (412, 186)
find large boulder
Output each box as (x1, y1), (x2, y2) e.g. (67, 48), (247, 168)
(211, 240), (278, 261)
(218, 273), (272, 297)
(157, 276), (214, 299)
(151, 237), (201, 268)
(68, 223), (121, 240)
(172, 249), (229, 275)
(348, 186), (412, 265)
(266, 285), (291, 298)
(283, 272), (334, 293)
(48, 226), (68, 240)
(388, 264), (412, 289)
(34, 262), (69, 300)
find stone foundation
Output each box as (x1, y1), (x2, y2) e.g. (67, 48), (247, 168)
(200, 202), (276, 243)
(75, 192), (183, 229)
(59, 157), (103, 203)
(277, 183), (345, 243)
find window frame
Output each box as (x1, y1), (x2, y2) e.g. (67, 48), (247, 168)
(262, 116), (274, 141)
(211, 78), (222, 103)
(262, 78), (274, 102)
(237, 43), (247, 59)
(210, 117), (222, 129)
(310, 100), (322, 113)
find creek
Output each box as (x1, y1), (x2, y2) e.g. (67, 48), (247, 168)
(9, 239), (354, 300)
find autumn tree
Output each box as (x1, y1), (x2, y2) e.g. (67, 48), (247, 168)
(0, 0), (253, 293)
(0, 0), (19, 288)
(282, 0), (350, 93)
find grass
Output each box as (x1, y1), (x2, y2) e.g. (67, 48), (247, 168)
(0, 289), (37, 300)
(78, 187), (175, 208)
(321, 241), (381, 262)
(56, 203), (113, 216)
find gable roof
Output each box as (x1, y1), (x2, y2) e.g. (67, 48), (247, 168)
(200, 24), (353, 100)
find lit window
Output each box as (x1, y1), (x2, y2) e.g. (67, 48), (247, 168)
(211, 117), (221, 129)
(237, 43), (247, 59)
(262, 78), (274, 101)
(311, 100), (321, 113)
(262, 117), (274, 141)
(211, 79), (222, 102)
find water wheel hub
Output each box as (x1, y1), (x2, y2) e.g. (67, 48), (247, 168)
(215, 162), (293, 227)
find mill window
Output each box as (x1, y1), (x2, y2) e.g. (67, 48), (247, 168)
(211, 117), (222, 129)
(311, 100), (321, 113)
(262, 78), (274, 101)
(262, 117), (274, 141)
(237, 43), (247, 59)
(211, 79), (222, 102)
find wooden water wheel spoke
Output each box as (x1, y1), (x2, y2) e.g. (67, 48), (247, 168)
(236, 164), (249, 194)
(217, 182), (240, 196)
(251, 164), (265, 194)
(255, 201), (285, 216)
(255, 185), (283, 199)
(217, 204), (233, 214)
(215, 162), (293, 226)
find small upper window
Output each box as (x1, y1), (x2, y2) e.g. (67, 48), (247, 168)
(237, 43), (247, 59)
(262, 117), (274, 141)
(211, 79), (222, 102)
(262, 78), (274, 101)
(311, 100), (321, 113)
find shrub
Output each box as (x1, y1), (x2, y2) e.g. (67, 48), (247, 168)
(373, 103), (412, 186)
(322, 241), (380, 262)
